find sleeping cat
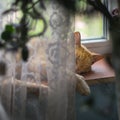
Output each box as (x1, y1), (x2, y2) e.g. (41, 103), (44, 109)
(74, 32), (103, 74)
(15, 32), (103, 95)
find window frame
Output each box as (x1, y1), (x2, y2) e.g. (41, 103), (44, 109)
(81, 0), (117, 55)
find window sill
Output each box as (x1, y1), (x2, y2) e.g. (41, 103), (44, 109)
(82, 58), (115, 85)
(82, 40), (112, 54)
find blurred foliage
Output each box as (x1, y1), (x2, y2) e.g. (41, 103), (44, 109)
(0, 0), (118, 64)
(1, 0), (48, 61)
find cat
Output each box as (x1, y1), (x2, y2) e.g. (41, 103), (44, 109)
(14, 32), (103, 95)
(74, 31), (103, 74)
(16, 32), (103, 76)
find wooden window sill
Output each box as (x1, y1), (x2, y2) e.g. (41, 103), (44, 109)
(82, 58), (115, 85)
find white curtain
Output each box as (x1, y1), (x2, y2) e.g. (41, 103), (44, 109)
(0, 1), (76, 120)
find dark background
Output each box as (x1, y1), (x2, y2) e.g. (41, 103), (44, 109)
(76, 82), (118, 120)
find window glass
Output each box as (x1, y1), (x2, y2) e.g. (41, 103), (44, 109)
(75, 0), (106, 40)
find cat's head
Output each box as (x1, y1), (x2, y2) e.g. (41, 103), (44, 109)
(74, 31), (103, 73)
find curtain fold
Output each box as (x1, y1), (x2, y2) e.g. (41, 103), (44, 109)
(46, 1), (75, 120)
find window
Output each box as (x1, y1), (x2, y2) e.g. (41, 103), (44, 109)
(75, 0), (118, 54)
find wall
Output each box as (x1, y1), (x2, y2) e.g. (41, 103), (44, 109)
(76, 82), (118, 120)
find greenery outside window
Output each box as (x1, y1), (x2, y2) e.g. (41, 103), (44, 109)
(0, 0), (118, 55)
(75, 0), (117, 54)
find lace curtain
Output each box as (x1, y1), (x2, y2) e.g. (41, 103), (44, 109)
(0, 1), (76, 120)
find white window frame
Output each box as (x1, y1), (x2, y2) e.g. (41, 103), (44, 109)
(81, 0), (118, 54)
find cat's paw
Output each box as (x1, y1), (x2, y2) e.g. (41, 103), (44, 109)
(75, 74), (90, 96)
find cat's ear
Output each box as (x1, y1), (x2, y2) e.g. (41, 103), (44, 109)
(92, 53), (104, 64)
(74, 32), (81, 46)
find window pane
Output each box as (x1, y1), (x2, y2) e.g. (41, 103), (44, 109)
(75, 0), (105, 40)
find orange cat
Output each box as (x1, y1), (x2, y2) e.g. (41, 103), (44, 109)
(16, 32), (103, 77)
(14, 32), (103, 95)
(74, 32), (103, 74)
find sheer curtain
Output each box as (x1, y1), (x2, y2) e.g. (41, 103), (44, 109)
(0, 1), (76, 120)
